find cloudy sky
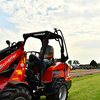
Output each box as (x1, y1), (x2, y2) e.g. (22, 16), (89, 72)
(0, 0), (100, 64)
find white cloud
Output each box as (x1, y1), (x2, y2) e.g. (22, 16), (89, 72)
(0, 0), (100, 64)
(0, 28), (23, 50)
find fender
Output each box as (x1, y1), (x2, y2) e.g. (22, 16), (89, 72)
(46, 77), (71, 92)
(52, 77), (72, 90)
(51, 77), (65, 89)
(46, 77), (65, 92)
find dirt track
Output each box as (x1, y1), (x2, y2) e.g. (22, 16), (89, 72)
(70, 69), (100, 78)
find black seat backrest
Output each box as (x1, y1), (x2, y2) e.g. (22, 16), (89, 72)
(28, 54), (38, 70)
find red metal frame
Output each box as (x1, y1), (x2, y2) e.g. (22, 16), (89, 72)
(0, 41), (27, 89)
(0, 49), (23, 72)
(42, 62), (71, 82)
(9, 51), (26, 82)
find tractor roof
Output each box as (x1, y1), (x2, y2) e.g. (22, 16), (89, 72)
(23, 31), (61, 42)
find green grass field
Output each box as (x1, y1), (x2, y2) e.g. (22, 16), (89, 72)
(40, 73), (100, 100)
(68, 73), (100, 100)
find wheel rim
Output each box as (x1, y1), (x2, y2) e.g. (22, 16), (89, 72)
(59, 85), (67, 100)
(15, 97), (26, 100)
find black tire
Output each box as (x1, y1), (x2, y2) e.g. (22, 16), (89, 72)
(46, 78), (68, 100)
(0, 86), (32, 100)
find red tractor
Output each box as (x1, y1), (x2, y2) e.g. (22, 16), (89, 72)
(0, 28), (71, 100)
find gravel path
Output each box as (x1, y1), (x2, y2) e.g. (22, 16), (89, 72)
(70, 69), (100, 78)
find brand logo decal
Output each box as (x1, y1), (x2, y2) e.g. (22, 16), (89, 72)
(34, 33), (45, 36)
(0, 54), (17, 69)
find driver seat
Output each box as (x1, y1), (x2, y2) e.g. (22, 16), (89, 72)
(26, 54), (39, 81)
(28, 54), (38, 70)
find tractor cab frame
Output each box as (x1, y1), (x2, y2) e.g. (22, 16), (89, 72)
(23, 28), (69, 85)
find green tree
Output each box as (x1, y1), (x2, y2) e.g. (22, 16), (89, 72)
(90, 60), (98, 68)
(68, 60), (72, 65)
(73, 60), (80, 64)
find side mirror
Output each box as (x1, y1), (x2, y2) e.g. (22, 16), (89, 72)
(6, 40), (10, 47)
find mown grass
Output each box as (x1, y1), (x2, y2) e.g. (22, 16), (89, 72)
(40, 73), (100, 100)
(68, 73), (100, 100)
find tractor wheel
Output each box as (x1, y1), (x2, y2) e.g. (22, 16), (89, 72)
(46, 78), (68, 100)
(0, 86), (32, 100)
